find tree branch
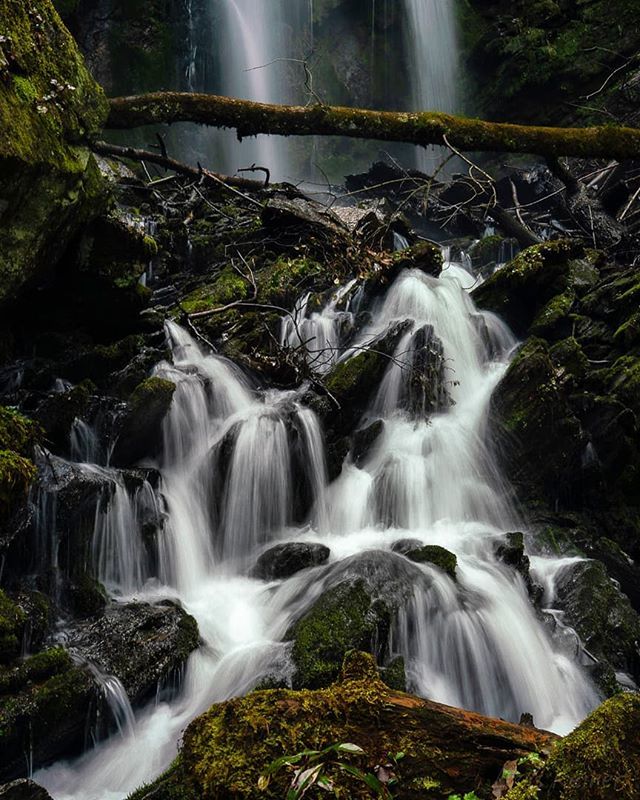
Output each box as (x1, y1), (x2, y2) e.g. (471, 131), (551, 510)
(106, 92), (640, 161)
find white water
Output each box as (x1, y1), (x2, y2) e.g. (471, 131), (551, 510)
(215, 0), (298, 181)
(402, 0), (461, 172)
(36, 259), (599, 799)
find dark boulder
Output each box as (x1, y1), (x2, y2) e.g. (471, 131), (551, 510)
(553, 559), (640, 683)
(111, 376), (176, 466)
(251, 542), (330, 581)
(0, 780), (53, 800)
(286, 550), (427, 689)
(404, 544), (457, 581)
(65, 600), (199, 706)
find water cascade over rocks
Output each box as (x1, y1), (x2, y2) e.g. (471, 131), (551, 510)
(36, 257), (599, 799)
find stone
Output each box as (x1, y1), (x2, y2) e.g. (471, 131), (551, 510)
(251, 542), (331, 581)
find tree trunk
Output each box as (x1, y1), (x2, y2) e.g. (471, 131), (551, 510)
(106, 93), (640, 161)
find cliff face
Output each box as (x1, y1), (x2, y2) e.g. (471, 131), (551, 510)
(0, 0), (109, 305)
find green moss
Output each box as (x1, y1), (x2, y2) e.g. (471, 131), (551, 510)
(0, 589), (27, 664)
(506, 693), (640, 800)
(530, 291), (574, 337)
(257, 256), (324, 305)
(0, 647), (72, 694)
(288, 581), (389, 689)
(0, 0), (109, 304)
(325, 350), (384, 400)
(127, 758), (198, 800)
(181, 266), (249, 314)
(172, 651), (553, 800)
(0, 450), (37, 512)
(406, 545), (457, 580)
(0, 406), (42, 455)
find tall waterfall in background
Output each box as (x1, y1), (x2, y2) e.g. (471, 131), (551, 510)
(215, 0), (298, 181)
(402, 0), (461, 171)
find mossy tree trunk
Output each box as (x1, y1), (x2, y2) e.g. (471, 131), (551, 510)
(106, 93), (640, 160)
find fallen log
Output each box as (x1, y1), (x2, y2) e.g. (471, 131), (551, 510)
(131, 651), (557, 800)
(106, 92), (640, 161)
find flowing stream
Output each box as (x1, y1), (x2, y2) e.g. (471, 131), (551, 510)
(35, 253), (599, 799)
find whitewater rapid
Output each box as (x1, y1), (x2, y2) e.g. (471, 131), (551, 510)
(36, 254), (599, 800)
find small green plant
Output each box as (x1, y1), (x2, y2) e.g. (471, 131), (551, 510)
(259, 742), (404, 799)
(448, 793), (481, 800)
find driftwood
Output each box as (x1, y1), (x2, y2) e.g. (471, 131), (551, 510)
(106, 92), (640, 161)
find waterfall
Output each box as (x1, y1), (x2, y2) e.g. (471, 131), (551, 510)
(36, 257), (599, 800)
(215, 0), (298, 181)
(402, 0), (461, 172)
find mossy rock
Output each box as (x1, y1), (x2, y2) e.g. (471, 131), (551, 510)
(161, 651), (557, 800)
(491, 337), (587, 505)
(554, 559), (640, 681)
(0, 0), (109, 304)
(287, 579), (390, 689)
(111, 376), (176, 466)
(473, 240), (598, 337)
(0, 590), (27, 664)
(405, 544), (457, 580)
(0, 408), (41, 457)
(505, 692), (640, 800)
(0, 451), (37, 519)
(0, 649), (95, 781)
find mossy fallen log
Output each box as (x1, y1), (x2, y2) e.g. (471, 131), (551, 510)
(106, 92), (640, 161)
(132, 651), (557, 800)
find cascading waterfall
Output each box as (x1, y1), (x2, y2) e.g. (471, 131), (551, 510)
(402, 0), (461, 171)
(36, 256), (599, 800)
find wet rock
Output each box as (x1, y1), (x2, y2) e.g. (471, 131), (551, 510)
(554, 559), (640, 682)
(111, 376), (176, 466)
(0, 647), (96, 781)
(251, 542), (331, 581)
(286, 550), (426, 689)
(505, 692), (640, 800)
(405, 544), (457, 580)
(491, 337), (589, 508)
(351, 419), (384, 466)
(0, 780), (53, 799)
(379, 654), (406, 691)
(323, 319), (411, 436)
(473, 240), (599, 337)
(262, 194), (348, 239)
(65, 600), (199, 706)
(391, 538), (423, 555)
(494, 532), (542, 602)
(399, 323), (451, 416)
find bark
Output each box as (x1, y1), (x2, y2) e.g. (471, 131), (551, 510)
(170, 651), (558, 800)
(106, 93), (640, 161)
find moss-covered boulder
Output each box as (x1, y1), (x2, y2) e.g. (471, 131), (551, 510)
(491, 337), (588, 506)
(0, 408), (41, 524)
(473, 240), (599, 337)
(554, 560), (640, 682)
(0, 590), (26, 664)
(0, 647), (96, 780)
(143, 651), (556, 800)
(286, 550), (424, 689)
(505, 692), (640, 800)
(111, 376), (176, 466)
(403, 544), (457, 581)
(0, 0), (109, 304)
